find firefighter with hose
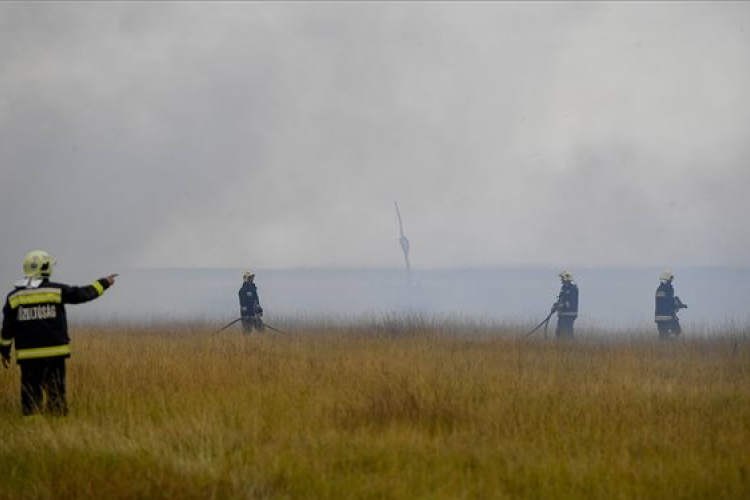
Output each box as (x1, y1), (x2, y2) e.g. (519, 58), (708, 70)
(552, 270), (579, 339)
(238, 270), (264, 334)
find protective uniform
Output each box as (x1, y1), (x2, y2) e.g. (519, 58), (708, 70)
(238, 271), (263, 334)
(1, 251), (114, 416)
(553, 271), (579, 339)
(655, 270), (687, 339)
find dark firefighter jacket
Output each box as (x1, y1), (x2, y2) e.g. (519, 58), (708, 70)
(555, 282), (579, 318)
(239, 282), (261, 317)
(655, 281), (678, 321)
(1, 278), (111, 362)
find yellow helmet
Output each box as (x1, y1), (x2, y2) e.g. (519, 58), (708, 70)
(559, 270), (574, 282)
(660, 269), (675, 281)
(23, 250), (56, 278)
(243, 270), (255, 280)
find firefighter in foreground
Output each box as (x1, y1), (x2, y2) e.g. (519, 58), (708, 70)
(552, 270), (579, 339)
(238, 270), (263, 334)
(655, 269), (688, 339)
(1, 250), (117, 416)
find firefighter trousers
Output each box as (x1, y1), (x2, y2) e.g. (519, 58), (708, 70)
(241, 316), (264, 334)
(19, 356), (68, 416)
(555, 316), (576, 340)
(657, 319), (682, 339)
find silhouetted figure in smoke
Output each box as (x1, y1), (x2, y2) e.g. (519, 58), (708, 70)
(552, 270), (579, 339)
(655, 269), (687, 340)
(239, 270), (264, 334)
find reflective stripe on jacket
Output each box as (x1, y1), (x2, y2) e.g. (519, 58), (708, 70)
(1, 278), (110, 361)
(556, 282), (579, 317)
(655, 282), (677, 322)
(238, 282), (261, 316)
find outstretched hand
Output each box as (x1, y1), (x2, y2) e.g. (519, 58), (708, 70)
(106, 274), (119, 286)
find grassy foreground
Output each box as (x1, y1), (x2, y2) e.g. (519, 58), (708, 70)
(0, 323), (749, 499)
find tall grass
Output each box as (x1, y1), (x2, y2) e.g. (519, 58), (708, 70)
(1, 320), (748, 499)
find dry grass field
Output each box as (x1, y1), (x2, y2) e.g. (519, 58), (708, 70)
(0, 320), (748, 499)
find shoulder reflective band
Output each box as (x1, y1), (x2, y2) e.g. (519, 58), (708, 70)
(16, 344), (72, 360)
(8, 288), (62, 309)
(0, 339), (11, 347)
(91, 280), (105, 295)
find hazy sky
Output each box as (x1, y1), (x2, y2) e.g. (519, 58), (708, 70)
(1, 2), (748, 282)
